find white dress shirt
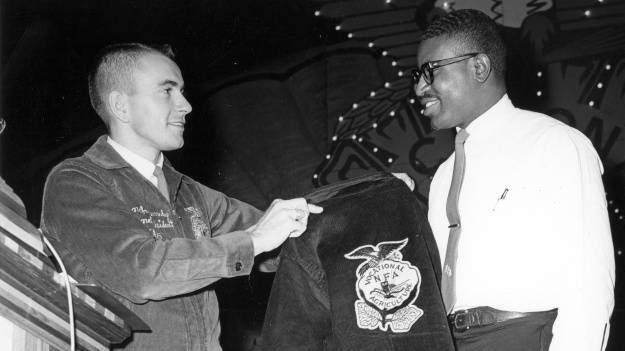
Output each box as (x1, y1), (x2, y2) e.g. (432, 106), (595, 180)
(428, 95), (615, 351)
(107, 137), (164, 187)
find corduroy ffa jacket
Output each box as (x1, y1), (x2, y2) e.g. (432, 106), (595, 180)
(259, 173), (454, 351)
(41, 136), (262, 350)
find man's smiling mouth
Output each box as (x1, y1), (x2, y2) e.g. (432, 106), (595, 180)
(420, 99), (440, 115)
(169, 121), (185, 128)
(424, 100), (439, 108)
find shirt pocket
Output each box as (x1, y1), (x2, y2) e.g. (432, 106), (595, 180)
(488, 185), (521, 233)
(491, 187), (511, 212)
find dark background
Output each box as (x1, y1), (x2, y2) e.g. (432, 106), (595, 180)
(1, 0), (623, 350)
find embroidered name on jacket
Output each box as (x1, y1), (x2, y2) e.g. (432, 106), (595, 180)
(344, 238), (423, 333)
(131, 206), (175, 240)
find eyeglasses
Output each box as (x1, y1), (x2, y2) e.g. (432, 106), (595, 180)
(411, 53), (479, 85)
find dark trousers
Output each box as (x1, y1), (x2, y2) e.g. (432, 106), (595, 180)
(453, 309), (558, 351)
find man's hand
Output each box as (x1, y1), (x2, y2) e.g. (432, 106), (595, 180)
(392, 172), (415, 191)
(258, 256), (281, 273)
(248, 198), (323, 256)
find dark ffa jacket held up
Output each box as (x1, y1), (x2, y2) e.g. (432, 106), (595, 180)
(259, 173), (454, 351)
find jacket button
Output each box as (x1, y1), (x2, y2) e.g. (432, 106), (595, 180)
(235, 262), (243, 272)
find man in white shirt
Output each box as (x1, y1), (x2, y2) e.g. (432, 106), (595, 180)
(414, 9), (615, 351)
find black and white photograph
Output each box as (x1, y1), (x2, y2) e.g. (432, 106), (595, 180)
(0, 0), (623, 350)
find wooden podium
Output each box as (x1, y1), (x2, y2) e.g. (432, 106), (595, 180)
(0, 191), (149, 351)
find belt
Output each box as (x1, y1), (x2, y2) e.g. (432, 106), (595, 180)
(448, 306), (534, 332)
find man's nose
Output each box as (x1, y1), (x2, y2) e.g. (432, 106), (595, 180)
(413, 75), (429, 97)
(176, 93), (193, 114)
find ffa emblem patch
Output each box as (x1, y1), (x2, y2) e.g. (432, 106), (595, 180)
(344, 238), (422, 333)
(184, 207), (210, 239)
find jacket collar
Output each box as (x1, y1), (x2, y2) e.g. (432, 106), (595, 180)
(85, 135), (130, 169)
(85, 135), (185, 198)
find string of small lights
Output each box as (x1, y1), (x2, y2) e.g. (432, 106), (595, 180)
(311, 2), (625, 268)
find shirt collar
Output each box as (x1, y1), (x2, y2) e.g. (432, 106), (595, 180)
(460, 94), (513, 141)
(107, 137), (163, 183)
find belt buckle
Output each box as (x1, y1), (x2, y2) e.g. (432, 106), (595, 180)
(452, 310), (471, 332)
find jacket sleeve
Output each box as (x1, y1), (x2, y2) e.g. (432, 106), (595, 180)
(40, 164), (258, 304)
(258, 244), (331, 351)
(198, 184), (264, 238)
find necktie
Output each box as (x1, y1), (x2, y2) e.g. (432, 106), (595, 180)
(153, 165), (170, 202)
(441, 129), (469, 314)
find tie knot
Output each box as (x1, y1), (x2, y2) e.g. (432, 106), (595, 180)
(455, 129), (469, 145)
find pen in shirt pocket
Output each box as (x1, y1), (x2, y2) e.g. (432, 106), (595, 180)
(492, 188), (509, 211)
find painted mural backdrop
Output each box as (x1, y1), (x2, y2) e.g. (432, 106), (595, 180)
(202, 1), (624, 242)
(202, 3), (623, 346)
(312, 0), (624, 205)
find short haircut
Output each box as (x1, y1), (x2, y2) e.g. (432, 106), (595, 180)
(87, 43), (175, 124)
(420, 9), (506, 77)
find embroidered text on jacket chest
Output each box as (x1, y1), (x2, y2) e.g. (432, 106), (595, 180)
(131, 205), (175, 240)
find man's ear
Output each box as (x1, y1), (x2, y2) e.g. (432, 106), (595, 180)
(473, 53), (492, 83)
(108, 91), (130, 123)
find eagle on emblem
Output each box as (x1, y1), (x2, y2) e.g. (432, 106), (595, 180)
(344, 237), (423, 333)
(345, 238), (408, 276)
